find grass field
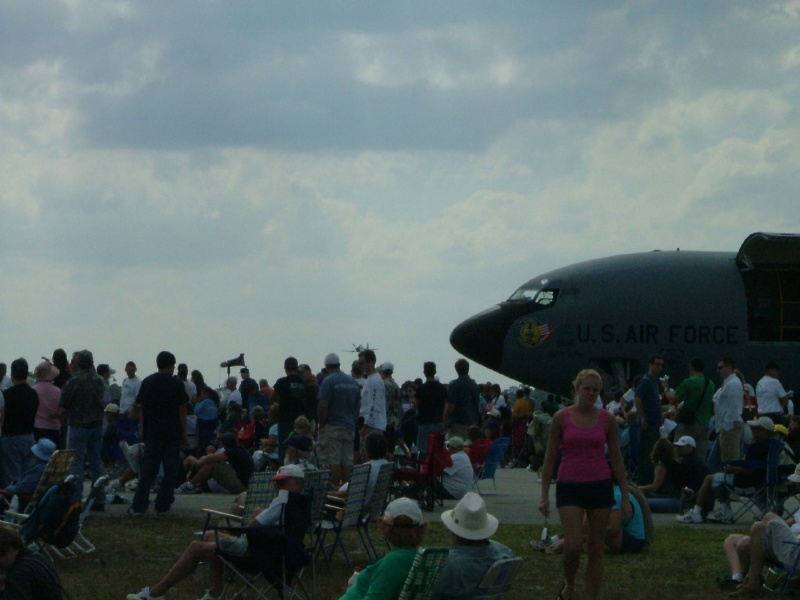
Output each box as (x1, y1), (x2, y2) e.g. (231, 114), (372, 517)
(58, 517), (740, 600)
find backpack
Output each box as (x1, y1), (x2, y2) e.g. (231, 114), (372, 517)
(20, 480), (82, 548)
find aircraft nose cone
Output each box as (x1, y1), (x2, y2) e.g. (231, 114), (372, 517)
(450, 305), (506, 371)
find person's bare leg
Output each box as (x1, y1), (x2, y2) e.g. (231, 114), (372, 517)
(584, 508), (612, 600)
(149, 541), (217, 597)
(189, 463), (215, 486)
(695, 474), (715, 509)
(741, 521), (768, 590)
(723, 534), (748, 576)
(557, 506), (585, 600)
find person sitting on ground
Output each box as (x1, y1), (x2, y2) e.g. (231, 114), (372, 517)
(543, 484), (648, 555)
(0, 526), (63, 599)
(177, 431), (254, 495)
(676, 417), (773, 524)
(438, 436), (474, 501)
(431, 492), (514, 600)
(290, 415), (314, 439)
(638, 438), (682, 513)
(283, 435), (317, 471)
(128, 465), (306, 600)
(719, 510), (800, 593)
(237, 405), (267, 450)
(252, 436), (280, 473)
(339, 497), (429, 600)
(0, 438), (57, 512)
(672, 434), (709, 496)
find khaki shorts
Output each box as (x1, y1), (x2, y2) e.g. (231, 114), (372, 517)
(217, 535), (249, 557)
(317, 425), (355, 469)
(719, 421), (744, 462)
(211, 462), (247, 495)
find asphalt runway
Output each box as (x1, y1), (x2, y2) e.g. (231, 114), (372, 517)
(87, 466), (750, 533)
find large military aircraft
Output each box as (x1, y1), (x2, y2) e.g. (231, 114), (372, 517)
(450, 232), (800, 397)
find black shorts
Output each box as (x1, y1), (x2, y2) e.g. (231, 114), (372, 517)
(556, 479), (614, 510)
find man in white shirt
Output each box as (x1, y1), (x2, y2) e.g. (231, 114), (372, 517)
(756, 362), (790, 424)
(358, 349), (386, 461)
(127, 465), (305, 600)
(177, 363), (197, 403)
(119, 361), (142, 416)
(440, 437), (474, 500)
(707, 357), (745, 474)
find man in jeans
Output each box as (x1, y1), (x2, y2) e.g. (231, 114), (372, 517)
(634, 354), (664, 484)
(129, 351), (189, 516)
(59, 350), (106, 509)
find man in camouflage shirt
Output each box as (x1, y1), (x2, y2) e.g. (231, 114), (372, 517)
(380, 362), (403, 440)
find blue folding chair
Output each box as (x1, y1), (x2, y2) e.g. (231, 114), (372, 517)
(474, 437), (510, 494)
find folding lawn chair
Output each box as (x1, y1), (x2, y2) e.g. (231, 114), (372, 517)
(317, 463), (371, 570)
(394, 432), (451, 511)
(200, 471), (277, 537)
(216, 491), (313, 600)
(358, 461), (395, 562)
(474, 437), (510, 494)
(472, 556), (524, 600)
(397, 546), (449, 600)
(300, 468), (330, 597)
(4, 449), (76, 520)
(721, 438), (783, 523)
(67, 474), (110, 554)
(16, 475), (82, 559)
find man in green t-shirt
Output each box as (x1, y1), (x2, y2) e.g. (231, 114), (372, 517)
(665, 357), (715, 465)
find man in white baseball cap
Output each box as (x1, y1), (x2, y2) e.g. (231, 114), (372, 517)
(431, 492), (514, 600)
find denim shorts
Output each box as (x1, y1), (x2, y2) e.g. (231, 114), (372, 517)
(556, 479), (614, 510)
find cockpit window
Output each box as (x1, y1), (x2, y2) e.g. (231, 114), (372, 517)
(508, 286), (558, 306)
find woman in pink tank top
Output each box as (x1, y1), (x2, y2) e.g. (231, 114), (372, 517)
(539, 369), (631, 600)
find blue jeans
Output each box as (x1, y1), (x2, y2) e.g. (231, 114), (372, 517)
(68, 424), (104, 504)
(2, 434), (35, 488)
(416, 422), (444, 455)
(635, 424), (660, 485)
(645, 494), (681, 513)
(132, 438), (181, 514)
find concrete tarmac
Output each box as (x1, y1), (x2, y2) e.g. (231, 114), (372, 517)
(90, 466), (739, 532)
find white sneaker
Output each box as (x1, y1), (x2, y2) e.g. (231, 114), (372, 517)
(675, 511), (703, 524)
(125, 479), (139, 491)
(707, 509), (734, 523)
(176, 482), (201, 494)
(127, 587), (165, 600)
(196, 591), (222, 600)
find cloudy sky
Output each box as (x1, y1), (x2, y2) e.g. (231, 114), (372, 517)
(2, 1), (799, 389)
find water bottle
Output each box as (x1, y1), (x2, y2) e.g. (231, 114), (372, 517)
(347, 567), (361, 588)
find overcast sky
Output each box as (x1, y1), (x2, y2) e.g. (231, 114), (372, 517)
(1, 1), (799, 390)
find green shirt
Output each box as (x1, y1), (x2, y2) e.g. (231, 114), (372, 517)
(674, 375), (714, 426)
(340, 547), (417, 600)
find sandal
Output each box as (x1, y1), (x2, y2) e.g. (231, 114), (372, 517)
(557, 584), (573, 600)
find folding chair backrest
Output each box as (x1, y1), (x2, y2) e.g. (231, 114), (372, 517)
(364, 462), (394, 521)
(303, 468), (330, 526)
(472, 557), (523, 600)
(767, 439), (784, 487)
(282, 492), (313, 546)
(242, 471), (277, 523)
(340, 464), (371, 527)
(478, 438), (510, 481)
(429, 435), (452, 478)
(397, 546), (450, 600)
(25, 450), (76, 515)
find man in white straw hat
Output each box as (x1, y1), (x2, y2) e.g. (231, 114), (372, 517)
(431, 492), (514, 600)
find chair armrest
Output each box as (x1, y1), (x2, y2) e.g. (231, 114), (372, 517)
(202, 508), (243, 522)
(4, 511), (29, 521)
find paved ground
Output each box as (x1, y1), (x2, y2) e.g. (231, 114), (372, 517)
(87, 467), (746, 534)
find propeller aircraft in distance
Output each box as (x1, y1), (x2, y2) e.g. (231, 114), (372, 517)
(450, 232), (800, 397)
(343, 344), (379, 353)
